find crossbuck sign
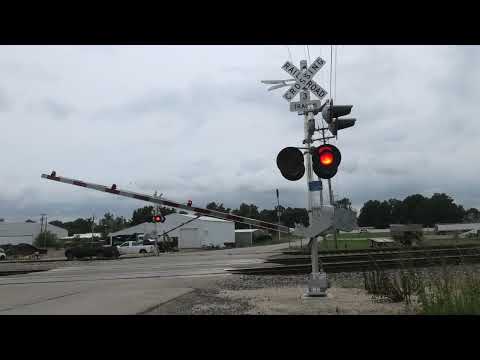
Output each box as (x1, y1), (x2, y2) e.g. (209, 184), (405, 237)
(281, 57), (328, 102)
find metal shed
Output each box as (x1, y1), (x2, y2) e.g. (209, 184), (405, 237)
(234, 229), (268, 248)
(109, 213), (234, 249)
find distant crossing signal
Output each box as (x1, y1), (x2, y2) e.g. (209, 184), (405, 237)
(311, 144), (341, 179)
(276, 147), (305, 181)
(153, 214), (165, 223)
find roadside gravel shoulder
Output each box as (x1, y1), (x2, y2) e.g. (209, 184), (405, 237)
(147, 273), (413, 315)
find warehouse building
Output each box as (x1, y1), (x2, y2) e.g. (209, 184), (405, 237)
(234, 229), (269, 248)
(0, 222), (68, 246)
(109, 213), (234, 249)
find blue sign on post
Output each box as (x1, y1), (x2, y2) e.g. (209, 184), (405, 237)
(308, 181), (322, 192)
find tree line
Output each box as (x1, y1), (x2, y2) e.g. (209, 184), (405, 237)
(41, 192), (479, 235)
(358, 193), (480, 229)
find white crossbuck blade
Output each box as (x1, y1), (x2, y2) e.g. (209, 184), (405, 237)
(261, 79), (296, 84)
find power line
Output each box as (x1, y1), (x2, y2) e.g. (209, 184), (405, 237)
(329, 45), (333, 102)
(285, 45), (293, 62)
(334, 45), (338, 101)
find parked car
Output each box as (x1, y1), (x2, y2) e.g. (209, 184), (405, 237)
(0, 248), (6, 260)
(65, 241), (119, 261)
(0, 243), (47, 258)
(117, 241), (155, 256)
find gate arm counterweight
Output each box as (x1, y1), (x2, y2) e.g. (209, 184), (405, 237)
(41, 172), (291, 233)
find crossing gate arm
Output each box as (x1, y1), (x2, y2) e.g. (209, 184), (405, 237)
(41, 172), (291, 234)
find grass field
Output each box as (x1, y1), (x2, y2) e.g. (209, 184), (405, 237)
(319, 238), (370, 251)
(252, 231), (480, 250)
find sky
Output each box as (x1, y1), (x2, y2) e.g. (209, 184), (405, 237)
(1, 45), (479, 223)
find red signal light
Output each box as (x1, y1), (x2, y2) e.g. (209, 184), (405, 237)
(312, 144), (342, 179)
(153, 215), (164, 223)
(320, 152), (334, 166)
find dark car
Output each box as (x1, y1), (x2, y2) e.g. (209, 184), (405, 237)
(65, 241), (119, 261)
(1, 243), (48, 257)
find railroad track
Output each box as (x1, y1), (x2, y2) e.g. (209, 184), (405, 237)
(226, 246), (480, 275)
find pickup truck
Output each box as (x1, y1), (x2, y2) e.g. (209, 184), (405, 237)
(65, 242), (120, 261)
(117, 241), (156, 256)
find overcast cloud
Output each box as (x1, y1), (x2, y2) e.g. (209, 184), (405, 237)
(1, 45), (479, 222)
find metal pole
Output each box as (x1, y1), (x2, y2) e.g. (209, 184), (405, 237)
(153, 191), (159, 255)
(276, 189), (281, 245)
(328, 179), (338, 249)
(249, 206), (253, 247)
(299, 60), (318, 275)
(91, 214), (94, 241)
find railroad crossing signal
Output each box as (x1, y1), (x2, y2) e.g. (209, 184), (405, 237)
(276, 147), (305, 181)
(281, 57), (328, 102)
(153, 214), (165, 223)
(311, 144), (342, 179)
(321, 100), (356, 136)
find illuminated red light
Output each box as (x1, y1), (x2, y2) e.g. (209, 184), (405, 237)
(319, 152), (334, 166)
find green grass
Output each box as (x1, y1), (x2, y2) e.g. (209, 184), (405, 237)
(251, 233), (302, 247)
(418, 269), (480, 315)
(335, 232), (390, 240)
(319, 238), (370, 251)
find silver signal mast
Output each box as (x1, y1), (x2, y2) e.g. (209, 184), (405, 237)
(41, 171), (291, 233)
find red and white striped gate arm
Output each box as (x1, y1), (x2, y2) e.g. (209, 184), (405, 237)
(41, 172), (291, 233)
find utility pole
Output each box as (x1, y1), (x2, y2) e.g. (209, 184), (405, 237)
(153, 191), (160, 256)
(91, 214), (95, 241)
(40, 213), (47, 248)
(276, 189), (281, 245)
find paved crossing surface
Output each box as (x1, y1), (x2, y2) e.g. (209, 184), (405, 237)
(0, 242), (301, 314)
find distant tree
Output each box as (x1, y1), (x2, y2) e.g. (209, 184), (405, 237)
(25, 219), (36, 223)
(464, 208), (480, 223)
(33, 231), (59, 249)
(428, 193), (465, 225)
(232, 203), (260, 229)
(49, 220), (65, 229)
(98, 212), (129, 238)
(131, 206), (154, 226)
(0, 218), (4, 222)
(388, 198), (403, 224)
(206, 202), (231, 213)
(130, 205), (175, 226)
(359, 193), (467, 228)
(280, 207), (309, 228)
(61, 218), (94, 236)
(335, 198), (352, 210)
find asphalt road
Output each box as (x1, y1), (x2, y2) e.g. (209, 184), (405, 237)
(0, 242), (301, 314)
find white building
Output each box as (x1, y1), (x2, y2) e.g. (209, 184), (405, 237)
(109, 213), (234, 249)
(234, 229), (268, 247)
(435, 223), (480, 234)
(60, 233), (102, 240)
(0, 222), (68, 246)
